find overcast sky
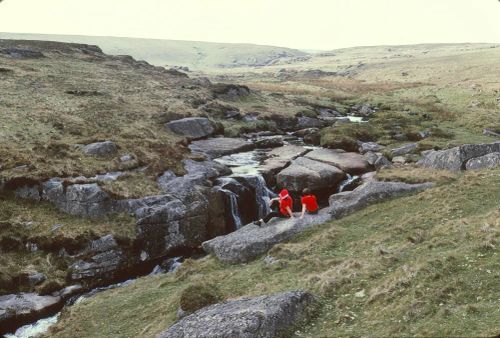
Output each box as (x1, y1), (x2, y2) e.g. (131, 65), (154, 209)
(1, 0), (499, 50)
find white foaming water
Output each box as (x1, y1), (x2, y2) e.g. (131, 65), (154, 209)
(346, 116), (365, 123)
(215, 150), (269, 176)
(5, 313), (60, 338)
(226, 190), (243, 229)
(338, 174), (360, 192)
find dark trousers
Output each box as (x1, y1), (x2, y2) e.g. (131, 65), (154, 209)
(263, 211), (287, 223)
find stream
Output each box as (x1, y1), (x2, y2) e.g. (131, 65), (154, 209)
(3, 258), (184, 338)
(3, 132), (366, 338)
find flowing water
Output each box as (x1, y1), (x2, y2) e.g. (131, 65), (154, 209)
(4, 314), (60, 338)
(338, 174), (360, 193)
(3, 258), (184, 338)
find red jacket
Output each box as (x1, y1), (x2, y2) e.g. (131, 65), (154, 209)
(279, 196), (293, 216)
(301, 195), (318, 212)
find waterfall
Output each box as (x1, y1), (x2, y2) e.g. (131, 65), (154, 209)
(338, 174), (360, 193)
(215, 174), (275, 229)
(225, 190), (243, 229)
(215, 177), (245, 230)
(238, 174), (275, 219)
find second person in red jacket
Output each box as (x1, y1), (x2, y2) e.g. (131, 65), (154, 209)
(300, 188), (318, 219)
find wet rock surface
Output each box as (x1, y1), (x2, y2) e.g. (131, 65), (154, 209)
(157, 291), (315, 338)
(418, 142), (500, 171)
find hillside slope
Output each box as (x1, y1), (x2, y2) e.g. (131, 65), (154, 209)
(44, 167), (500, 337)
(0, 33), (308, 69)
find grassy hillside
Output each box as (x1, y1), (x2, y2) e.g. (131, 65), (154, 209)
(1, 38), (499, 337)
(45, 167), (500, 337)
(0, 38), (309, 188)
(0, 33), (308, 69)
(213, 43), (500, 150)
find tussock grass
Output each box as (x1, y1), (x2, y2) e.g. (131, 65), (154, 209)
(375, 166), (458, 185)
(46, 168), (500, 338)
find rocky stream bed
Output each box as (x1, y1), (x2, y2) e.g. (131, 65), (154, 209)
(1, 114), (498, 337)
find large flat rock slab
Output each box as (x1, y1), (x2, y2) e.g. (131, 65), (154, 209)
(0, 293), (63, 334)
(329, 181), (434, 219)
(189, 138), (255, 159)
(204, 180), (434, 265)
(259, 145), (309, 184)
(276, 157), (345, 192)
(305, 148), (372, 174)
(203, 213), (330, 264)
(157, 291), (315, 338)
(418, 141), (500, 171)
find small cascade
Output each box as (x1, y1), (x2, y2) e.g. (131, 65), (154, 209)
(225, 190), (243, 229)
(338, 174), (360, 193)
(5, 314), (60, 338)
(215, 177), (246, 230)
(149, 256), (184, 275)
(235, 174), (275, 219)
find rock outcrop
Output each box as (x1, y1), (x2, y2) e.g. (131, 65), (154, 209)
(259, 145), (309, 185)
(68, 235), (124, 281)
(202, 214), (330, 264)
(157, 291), (315, 338)
(297, 116), (328, 129)
(166, 117), (216, 140)
(418, 142), (500, 171)
(83, 141), (118, 157)
(305, 148), (372, 174)
(391, 143), (418, 156)
(0, 293), (63, 334)
(329, 181), (434, 219)
(276, 157), (345, 192)
(43, 180), (115, 219)
(359, 142), (384, 154)
(189, 138), (254, 159)
(204, 180), (433, 264)
(465, 152), (500, 170)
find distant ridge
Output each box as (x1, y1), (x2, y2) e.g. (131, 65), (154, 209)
(0, 32), (308, 69)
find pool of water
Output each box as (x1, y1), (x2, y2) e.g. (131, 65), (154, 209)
(215, 149), (270, 175)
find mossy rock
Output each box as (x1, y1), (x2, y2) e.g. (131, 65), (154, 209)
(37, 279), (65, 295)
(179, 283), (223, 314)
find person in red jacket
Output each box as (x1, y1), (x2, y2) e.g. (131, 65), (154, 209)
(300, 188), (318, 219)
(254, 189), (294, 226)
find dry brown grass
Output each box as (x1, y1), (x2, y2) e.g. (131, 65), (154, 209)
(375, 165), (458, 185)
